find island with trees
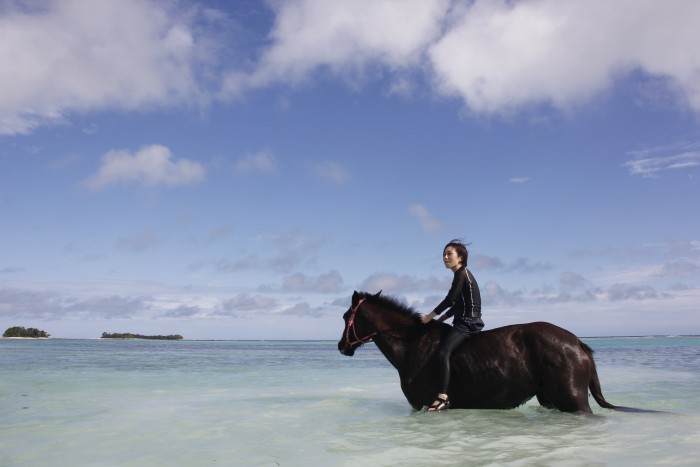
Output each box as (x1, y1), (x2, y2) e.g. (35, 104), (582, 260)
(101, 332), (184, 340)
(3, 326), (50, 338)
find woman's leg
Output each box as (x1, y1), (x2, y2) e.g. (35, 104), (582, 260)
(435, 327), (470, 395)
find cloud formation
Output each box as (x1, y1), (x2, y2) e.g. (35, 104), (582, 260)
(282, 270), (344, 293)
(115, 230), (162, 253)
(311, 160), (350, 185)
(0, 0), (213, 136)
(0, 287), (148, 319)
(407, 204), (443, 233)
(359, 272), (447, 293)
(218, 293), (277, 316)
(624, 143), (700, 178)
(84, 144), (205, 189)
(237, 0), (700, 115)
(234, 0), (449, 89)
(471, 254), (551, 274)
(5, 1), (700, 137)
(234, 151), (278, 175)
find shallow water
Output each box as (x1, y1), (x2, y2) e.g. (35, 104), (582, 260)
(1, 338), (699, 466)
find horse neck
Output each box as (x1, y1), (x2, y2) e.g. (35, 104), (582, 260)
(363, 303), (415, 371)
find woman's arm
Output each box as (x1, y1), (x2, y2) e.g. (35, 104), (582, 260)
(421, 269), (467, 323)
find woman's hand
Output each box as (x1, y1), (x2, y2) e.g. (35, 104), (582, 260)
(421, 312), (436, 324)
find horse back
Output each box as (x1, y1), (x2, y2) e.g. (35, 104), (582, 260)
(461, 321), (584, 364)
(446, 321), (589, 407)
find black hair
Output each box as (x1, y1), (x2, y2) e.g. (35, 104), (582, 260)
(444, 239), (470, 266)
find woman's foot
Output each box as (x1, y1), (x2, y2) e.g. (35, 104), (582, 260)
(427, 394), (449, 412)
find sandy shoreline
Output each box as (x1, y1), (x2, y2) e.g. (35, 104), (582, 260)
(0, 337), (51, 339)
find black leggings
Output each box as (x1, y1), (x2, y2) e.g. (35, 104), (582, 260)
(436, 322), (482, 394)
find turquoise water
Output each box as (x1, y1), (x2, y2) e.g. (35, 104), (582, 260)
(1, 337), (699, 466)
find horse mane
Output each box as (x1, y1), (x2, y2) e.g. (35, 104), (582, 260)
(361, 291), (423, 326)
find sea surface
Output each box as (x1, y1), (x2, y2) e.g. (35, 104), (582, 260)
(1, 336), (699, 466)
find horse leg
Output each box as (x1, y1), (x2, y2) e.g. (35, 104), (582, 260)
(536, 392), (588, 413)
(400, 380), (431, 411)
(536, 393), (555, 410)
(540, 379), (592, 413)
(538, 361), (594, 414)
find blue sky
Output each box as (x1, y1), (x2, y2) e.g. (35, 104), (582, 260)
(1, 0), (699, 339)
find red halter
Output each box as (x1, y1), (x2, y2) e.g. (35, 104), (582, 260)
(344, 298), (378, 346)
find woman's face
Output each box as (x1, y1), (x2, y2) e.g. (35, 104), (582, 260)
(443, 246), (463, 271)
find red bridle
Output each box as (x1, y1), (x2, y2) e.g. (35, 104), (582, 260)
(344, 298), (378, 347)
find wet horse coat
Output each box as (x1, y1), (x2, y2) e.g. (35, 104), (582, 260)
(338, 291), (622, 413)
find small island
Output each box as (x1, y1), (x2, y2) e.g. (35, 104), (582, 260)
(3, 326), (50, 338)
(101, 332), (184, 340)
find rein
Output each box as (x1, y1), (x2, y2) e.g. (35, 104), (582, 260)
(345, 298), (377, 346)
(344, 298), (415, 347)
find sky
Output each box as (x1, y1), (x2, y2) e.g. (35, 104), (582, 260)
(1, 0), (699, 340)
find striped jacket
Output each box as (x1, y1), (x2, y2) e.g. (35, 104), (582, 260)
(432, 266), (481, 321)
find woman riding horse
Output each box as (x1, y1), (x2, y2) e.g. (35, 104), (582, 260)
(421, 239), (483, 412)
(338, 290), (649, 413)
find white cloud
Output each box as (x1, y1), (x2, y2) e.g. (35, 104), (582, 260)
(311, 160), (350, 184)
(469, 254), (551, 274)
(218, 293), (277, 315)
(481, 281), (524, 306)
(61, 294), (150, 318)
(428, 0), (700, 114)
(0, 266), (26, 275)
(471, 254), (505, 271)
(559, 271), (590, 291)
(509, 177), (529, 184)
(280, 301), (328, 317)
(5, 0), (700, 137)
(505, 257), (552, 274)
(658, 260), (700, 278)
(624, 146), (700, 178)
(606, 283), (660, 301)
(234, 151), (278, 174)
(84, 144), (205, 189)
(230, 0), (450, 91)
(0, 0), (216, 136)
(0, 286), (148, 319)
(282, 270), (344, 293)
(213, 255), (259, 273)
(360, 272), (415, 293)
(162, 305), (204, 319)
(359, 272), (447, 294)
(240, 0), (700, 115)
(115, 230), (162, 253)
(429, 0), (614, 113)
(407, 203), (443, 233)
(207, 224), (234, 242)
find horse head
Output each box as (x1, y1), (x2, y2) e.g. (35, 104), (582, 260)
(337, 290), (382, 356)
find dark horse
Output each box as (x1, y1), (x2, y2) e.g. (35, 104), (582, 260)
(338, 291), (643, 414)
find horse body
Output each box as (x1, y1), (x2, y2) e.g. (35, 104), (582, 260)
(338, 291), (618, 414)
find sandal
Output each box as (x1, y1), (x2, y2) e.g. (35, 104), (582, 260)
(427, 395), (449, 412)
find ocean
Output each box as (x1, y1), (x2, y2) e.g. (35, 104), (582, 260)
(1, 336), (699, 466)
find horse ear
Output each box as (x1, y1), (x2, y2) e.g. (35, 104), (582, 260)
(374, 290), (382, 297)
(352, 291), (359, 304)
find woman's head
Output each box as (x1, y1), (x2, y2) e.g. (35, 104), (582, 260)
(443, 239), (469, 268)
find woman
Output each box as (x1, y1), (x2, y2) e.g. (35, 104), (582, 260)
(421, 239), (483, 411)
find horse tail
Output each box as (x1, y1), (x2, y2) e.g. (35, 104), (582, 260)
(580, 341), (617, 409)
(580, 340), (666, 413)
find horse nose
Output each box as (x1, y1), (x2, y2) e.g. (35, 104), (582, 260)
(338, 340), (354, 356)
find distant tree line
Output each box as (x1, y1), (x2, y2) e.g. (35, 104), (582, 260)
(101, 332), (183, 340)
(3, 326), (50, 338)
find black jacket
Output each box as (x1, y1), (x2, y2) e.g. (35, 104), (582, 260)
(432, 267), (481, 321)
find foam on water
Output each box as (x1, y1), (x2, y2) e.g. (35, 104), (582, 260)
(1, 338), (699, 466)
